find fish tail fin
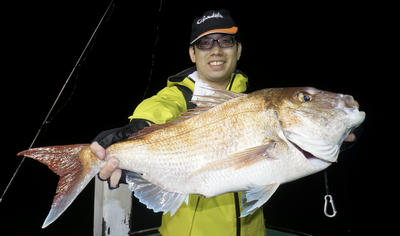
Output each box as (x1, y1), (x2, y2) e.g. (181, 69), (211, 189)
(17, 144), (102, 228)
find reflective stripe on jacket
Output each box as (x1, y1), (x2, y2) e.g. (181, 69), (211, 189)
(128, 67), (266, 236)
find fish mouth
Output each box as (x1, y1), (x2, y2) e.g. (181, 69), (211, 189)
(289, 140), (333, 164)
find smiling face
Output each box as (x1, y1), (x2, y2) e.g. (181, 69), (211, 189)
(189, 33), (242, 89)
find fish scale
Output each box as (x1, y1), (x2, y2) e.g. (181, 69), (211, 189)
(113, 112), (269, 194)
(17, 87), (365, 227)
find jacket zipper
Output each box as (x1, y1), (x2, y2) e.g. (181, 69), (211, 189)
(234, 192), (241, 236)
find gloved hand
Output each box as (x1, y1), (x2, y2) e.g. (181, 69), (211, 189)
(90, 119), (150, 189)
(93, 119), (150, 148)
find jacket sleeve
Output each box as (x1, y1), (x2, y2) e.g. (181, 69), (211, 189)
(116, 85), (189, 187)
(128, 85), (189, 124)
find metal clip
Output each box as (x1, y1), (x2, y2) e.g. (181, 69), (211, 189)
(324, 194), (337, 217)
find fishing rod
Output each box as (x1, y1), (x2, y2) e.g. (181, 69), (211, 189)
(0, 0), (116, 204)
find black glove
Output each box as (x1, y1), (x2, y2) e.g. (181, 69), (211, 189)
(93, 119), (150, 148)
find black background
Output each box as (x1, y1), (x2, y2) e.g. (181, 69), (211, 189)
(1, 0), (390, 235)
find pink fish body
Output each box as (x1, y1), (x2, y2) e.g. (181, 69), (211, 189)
(18, 87), (365, 228)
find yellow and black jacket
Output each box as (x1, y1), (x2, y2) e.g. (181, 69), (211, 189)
(94, 67), (266, 236)
(128, 67), (265, 236)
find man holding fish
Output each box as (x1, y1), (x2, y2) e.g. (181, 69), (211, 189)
(18, 8), (363, 235)
(89, 9), (360, 236)
(90, 9), (267, 236)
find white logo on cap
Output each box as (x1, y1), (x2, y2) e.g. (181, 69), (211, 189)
(197, 12), (223, 24)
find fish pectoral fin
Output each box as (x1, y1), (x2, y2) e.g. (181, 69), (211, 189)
(189, 143), (277, 179)
(240, 183), (280, 217)
(230, 143), (278, 170)
(125, 172), (187, 216)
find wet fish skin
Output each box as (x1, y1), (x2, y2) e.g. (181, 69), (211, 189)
(109, 87), (363, 193)
(17, 87), (365, 228)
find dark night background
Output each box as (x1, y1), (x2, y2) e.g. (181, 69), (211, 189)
(1, 0), (391, 235)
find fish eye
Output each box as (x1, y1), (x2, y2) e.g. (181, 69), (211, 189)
(297, 92), (312, 102)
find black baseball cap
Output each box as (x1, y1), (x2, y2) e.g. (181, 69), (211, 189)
(190, 9), (238, 45)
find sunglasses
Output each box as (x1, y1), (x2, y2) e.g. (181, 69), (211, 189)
(194, 35), (237, 50)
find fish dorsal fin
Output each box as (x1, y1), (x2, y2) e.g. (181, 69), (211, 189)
(192, 87), (245, 109)
(125, 172), (188, 216)
(241, 183), (280, 217)
(180, 88), (245, 122)
(128, 88), (245, 140)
